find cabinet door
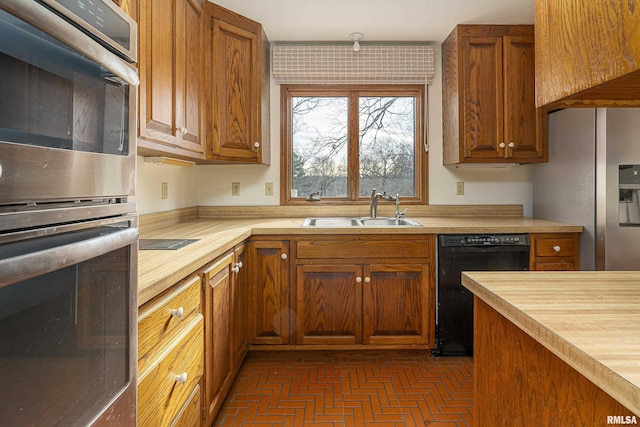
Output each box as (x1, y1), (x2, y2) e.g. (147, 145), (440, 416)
(296, 264), (363, 345)
(232, 244), (249, 368)
(203, 254), (234, 425)
(208, 17), (261, 162)
(503, 35), (543, 161)
(138, 0), (205, 157)
(462, 35), (504, 161)
(175, 0), (205, 154)
(363, 264), (430, 345)
(249, 241), (290, 344)
(138, 0), (177, 145)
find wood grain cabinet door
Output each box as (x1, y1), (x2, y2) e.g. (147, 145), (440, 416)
(138, 0), (205, 156)
(503, 35), (543, 161)
(203, 254), (234, 426)
(249, 240), (290, 344)
(461, 35), (504, 161)
(363, 263), (430, 345)
(232, 244), (249, 368)
(296, 264), (363, 345)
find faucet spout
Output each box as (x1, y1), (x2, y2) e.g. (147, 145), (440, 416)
(370, 188), (382, 218)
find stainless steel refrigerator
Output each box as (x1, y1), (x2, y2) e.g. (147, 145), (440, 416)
(533, 108), (640, 271)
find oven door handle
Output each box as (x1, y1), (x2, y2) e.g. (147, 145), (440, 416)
(0, 227), (138, 288)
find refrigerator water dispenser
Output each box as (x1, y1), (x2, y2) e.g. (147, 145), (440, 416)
(620, 165), (640, 225)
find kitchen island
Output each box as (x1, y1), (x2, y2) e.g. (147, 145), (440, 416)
(462, 271), (640, 425)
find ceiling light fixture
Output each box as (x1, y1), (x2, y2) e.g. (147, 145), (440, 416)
(350, 32), (363, 52)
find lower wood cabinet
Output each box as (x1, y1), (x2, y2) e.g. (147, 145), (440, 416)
(248, 239), (290, 345)
(203, 252), (234, 425)
(296, 261), (430, 346)
(294, 235), (434, 348)
(137, 274), (204, 427)
(232, 244), (249, 369)
(530, 233), (580, 271)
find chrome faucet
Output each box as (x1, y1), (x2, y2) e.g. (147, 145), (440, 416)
(370, 188), (383, 218)
(370, 189), (407, 219)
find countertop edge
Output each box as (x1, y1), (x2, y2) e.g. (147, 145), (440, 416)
(461, 272), (640, 417)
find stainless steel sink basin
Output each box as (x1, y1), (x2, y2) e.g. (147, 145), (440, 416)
(301, 217), (421, 227)
(359, 217), (422, 227)
(302, 217), (363, 227)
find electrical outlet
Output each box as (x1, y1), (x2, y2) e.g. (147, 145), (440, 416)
(456, 181), (464, 196)
(265, 182), (274, 196)
(161, 182), (169, 199)
(232, 182), (240, 196)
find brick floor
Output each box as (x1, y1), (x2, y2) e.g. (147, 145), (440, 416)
(213, 351), (474, 426)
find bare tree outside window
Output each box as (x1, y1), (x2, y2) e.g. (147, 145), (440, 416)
(291, 96), (348, 197)
(359, 97), (415, 197)
(283, 85), (426, 205)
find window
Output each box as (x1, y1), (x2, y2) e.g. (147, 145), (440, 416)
(281, 85), (426, 205)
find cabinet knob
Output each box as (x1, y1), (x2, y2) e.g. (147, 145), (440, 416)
(356, 276), (362, 283)
(508, 142), (515, 148)
(364, 277), (371, 283)
(499, 142), (506, 149)
(237, 261), (243, 269)
(178, 126), (187, 135)
(232, 266), (240, 273)
(253, 141), (260, 152)
(175, 372), (188, 384)
(281, 253), (288, 260)
(171, 307), (184, 318)
(553, 245), (561, 252)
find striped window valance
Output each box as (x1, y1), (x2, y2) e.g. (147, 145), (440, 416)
(272, 44), (435, 85)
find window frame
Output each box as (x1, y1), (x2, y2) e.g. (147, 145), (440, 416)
(280, 84), (427, 206)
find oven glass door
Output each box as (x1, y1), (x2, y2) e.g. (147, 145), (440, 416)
(0, 222), (137, 426)
(0, 8), (130, 155)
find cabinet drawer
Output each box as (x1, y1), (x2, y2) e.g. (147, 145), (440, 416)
(533, 237), (575, 257)
(171, 383), (201, 427)
(139, 275), (201, 361)
(296, 238), (431, 260)
(138, 315), (204, 427)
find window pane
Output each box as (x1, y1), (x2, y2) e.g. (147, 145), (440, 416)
(359, 97), (416, 197)
(291, 96), (348, 198)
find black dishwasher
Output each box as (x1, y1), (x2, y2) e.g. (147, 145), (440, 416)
(434, 234), (530, 356)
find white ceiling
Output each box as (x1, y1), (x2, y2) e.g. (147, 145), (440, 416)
(209, 0), (534, 43)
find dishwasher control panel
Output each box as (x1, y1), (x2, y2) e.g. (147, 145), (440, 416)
(440, 234), (529, 247)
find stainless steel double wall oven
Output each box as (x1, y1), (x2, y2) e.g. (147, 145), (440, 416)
(0, 0), (138, 425)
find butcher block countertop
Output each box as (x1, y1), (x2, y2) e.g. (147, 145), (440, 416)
(461, 271), (640, 417)
(137, 213), (582, 305)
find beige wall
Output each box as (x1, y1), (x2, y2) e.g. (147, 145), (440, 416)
(136, 43), (534, 216)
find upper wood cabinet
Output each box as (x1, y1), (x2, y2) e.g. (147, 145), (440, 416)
(136, 0), (207, 160)
(204, 2), (271, 164)
(443, 25), (547, 165)
(535, 0), (640, 108)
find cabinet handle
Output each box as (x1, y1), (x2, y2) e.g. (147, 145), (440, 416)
(553, 245), (561, 253)
(364, 277), (371, 283)
(171, 307), (184, 318)
(499, 142), (506, 149)
(356, 276), (362, 283)
(281, 253), (288, 260)
(175, 372), (188, 384)
(508, 142), (515, 148)
(232, 262), (243, 273)
(253, 141), (260, 152)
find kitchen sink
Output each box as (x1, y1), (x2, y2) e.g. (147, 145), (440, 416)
(301, 217), (422, 227)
